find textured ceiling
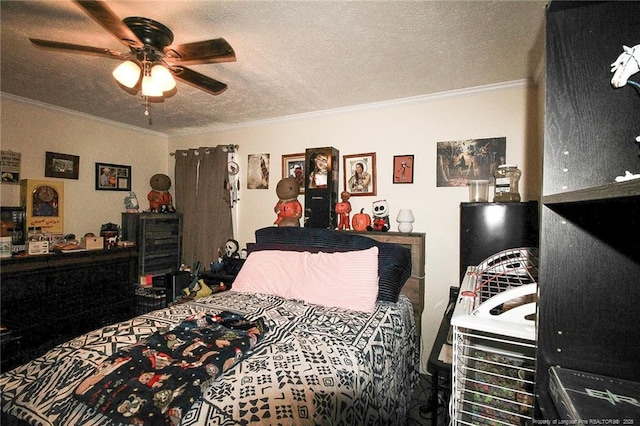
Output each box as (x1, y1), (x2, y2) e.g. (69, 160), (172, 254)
(1, 1), (546, 136)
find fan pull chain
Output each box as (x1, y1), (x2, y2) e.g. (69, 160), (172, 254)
(143, 96), (152, 125)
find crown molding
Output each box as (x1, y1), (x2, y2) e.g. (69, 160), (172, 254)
(0, 92), (169, 139)
(3, 79), (531, 138)
(179, 79), (532, 136)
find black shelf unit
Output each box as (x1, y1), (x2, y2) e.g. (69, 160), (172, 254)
(535, 1), (640, 419)
(122, 212), (183, 278)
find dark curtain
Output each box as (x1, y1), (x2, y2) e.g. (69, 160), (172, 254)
(174, 146), (232, 271)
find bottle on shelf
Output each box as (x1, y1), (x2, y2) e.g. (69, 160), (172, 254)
(493, 164), (521, 202)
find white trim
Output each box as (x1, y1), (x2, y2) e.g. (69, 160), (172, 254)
(2, 79), (531, 138)
(0, 92), (169, 139)
(180, 79), (532, 135)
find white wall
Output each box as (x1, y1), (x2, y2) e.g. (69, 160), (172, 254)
(169, 81), (542, 370)
(1, 82), (541, 371)
(0, 95), (170, 238)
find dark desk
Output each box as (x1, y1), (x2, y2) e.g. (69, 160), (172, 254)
(425, 286), (458, 426)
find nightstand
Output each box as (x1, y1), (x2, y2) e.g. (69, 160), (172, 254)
(424, 286), (458, 426)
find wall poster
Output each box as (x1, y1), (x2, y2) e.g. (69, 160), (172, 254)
(436, 137), (506, 187)
(1, 150), (21, 184)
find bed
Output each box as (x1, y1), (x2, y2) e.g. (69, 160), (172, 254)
(1, 227), (419, 425)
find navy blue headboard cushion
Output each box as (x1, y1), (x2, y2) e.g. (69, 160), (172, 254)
(251, 227), (412, 302)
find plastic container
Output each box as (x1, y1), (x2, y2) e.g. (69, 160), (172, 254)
(468, 180), (490, 202)
(494, 164), (521, 202)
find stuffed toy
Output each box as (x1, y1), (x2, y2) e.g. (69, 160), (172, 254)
(367, 199), (390, 232)
(148, 174), (176, 213)
(335, 191), (352, 230)
(274, 177), (303, 227)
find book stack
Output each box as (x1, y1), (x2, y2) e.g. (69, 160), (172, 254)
(548, 366), (640, 422)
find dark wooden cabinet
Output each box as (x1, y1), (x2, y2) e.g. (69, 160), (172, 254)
(536, 1), (640, 418)
(122, 213), (182, 277)
(0, 248), (137, 371)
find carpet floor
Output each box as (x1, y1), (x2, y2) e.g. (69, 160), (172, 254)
(406, 373), (450, 426)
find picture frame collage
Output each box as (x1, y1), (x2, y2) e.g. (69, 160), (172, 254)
(280, 151), (415, 196)
(40, 152), (133, 192)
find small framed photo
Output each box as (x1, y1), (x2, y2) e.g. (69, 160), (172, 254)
(45, 151), (79, 180)
(393, 155), (414, 184)
(95, 162), (131, 191)
(246, 154), (270, 189)
(282, 153), (306, 194)
(343, 152), (376, 196)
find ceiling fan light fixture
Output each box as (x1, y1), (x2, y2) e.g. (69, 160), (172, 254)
(150, 63), (176, 91)
(141, 74), (163, 97)
(112, 60), (141, 88)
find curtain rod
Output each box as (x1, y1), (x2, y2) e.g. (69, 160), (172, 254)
(170, 144), (239, 156)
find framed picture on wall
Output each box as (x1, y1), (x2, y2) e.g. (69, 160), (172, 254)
(95, 162), (131, 191)
(45, 151), (79, 180)
(393, 155), (414, 184)
(247, 154), (270, 189)
(343, 152), (376, 196)
(436, 137), (506, 187)
(281, 153), (305, 194)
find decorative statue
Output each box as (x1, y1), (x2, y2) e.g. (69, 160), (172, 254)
(308, 151), (329, 189)
(123, 191), (139, 212)
(335, 191), (352, 230)
(367, 199), (390, 232)
(274, 177), (303, 227)
(148, 174), (176, 213)
(223, 239), (240, 259)
(610, 43), (640, 144)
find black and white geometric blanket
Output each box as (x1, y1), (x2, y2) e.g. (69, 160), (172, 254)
(1, 291), (419, 425)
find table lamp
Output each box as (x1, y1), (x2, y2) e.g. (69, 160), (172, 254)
(396, 209), (415, 233)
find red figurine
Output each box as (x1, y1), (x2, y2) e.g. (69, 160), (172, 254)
(148, 174), (176, 213)
(335, 191), (352, 230)
(274, 177), (303, 227)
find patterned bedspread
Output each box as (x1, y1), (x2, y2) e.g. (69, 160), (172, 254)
(1, 291), (419, 425)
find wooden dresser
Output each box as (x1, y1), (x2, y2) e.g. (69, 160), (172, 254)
(351, 231), (425, 348)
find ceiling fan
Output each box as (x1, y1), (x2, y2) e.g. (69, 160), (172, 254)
(29, 0), (236, 100)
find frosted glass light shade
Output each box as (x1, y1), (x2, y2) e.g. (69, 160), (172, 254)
(112, 60), (141, 88)
(150, 64), (176, 91)
(396, 209), (414, 223)
(396, 209), (415, 233)
(141, 75), (163, 97)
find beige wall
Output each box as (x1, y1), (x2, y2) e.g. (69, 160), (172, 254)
(169, 81), (542, 371)
(1, 81), (541, 371)
(0, 95), (169, 238)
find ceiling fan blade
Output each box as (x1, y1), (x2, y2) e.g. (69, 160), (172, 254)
(29, 38), (126, 59)
(74, 0), (144, 49)
(165, 38), (236, 65)
(173, 67), (228, 95)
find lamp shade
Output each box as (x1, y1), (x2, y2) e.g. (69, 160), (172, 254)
(396, 209), (414, 233)
(141, 74), (163, 97)
(150, 64), (176, 91)
(112, 60), (141, 88)
(396, 209), (415, 223)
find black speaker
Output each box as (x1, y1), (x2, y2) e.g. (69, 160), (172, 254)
(304, 147), (340, 229)
(165, 271), (192, 304)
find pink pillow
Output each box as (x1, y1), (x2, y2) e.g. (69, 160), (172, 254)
(231, 247), (379, 312)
